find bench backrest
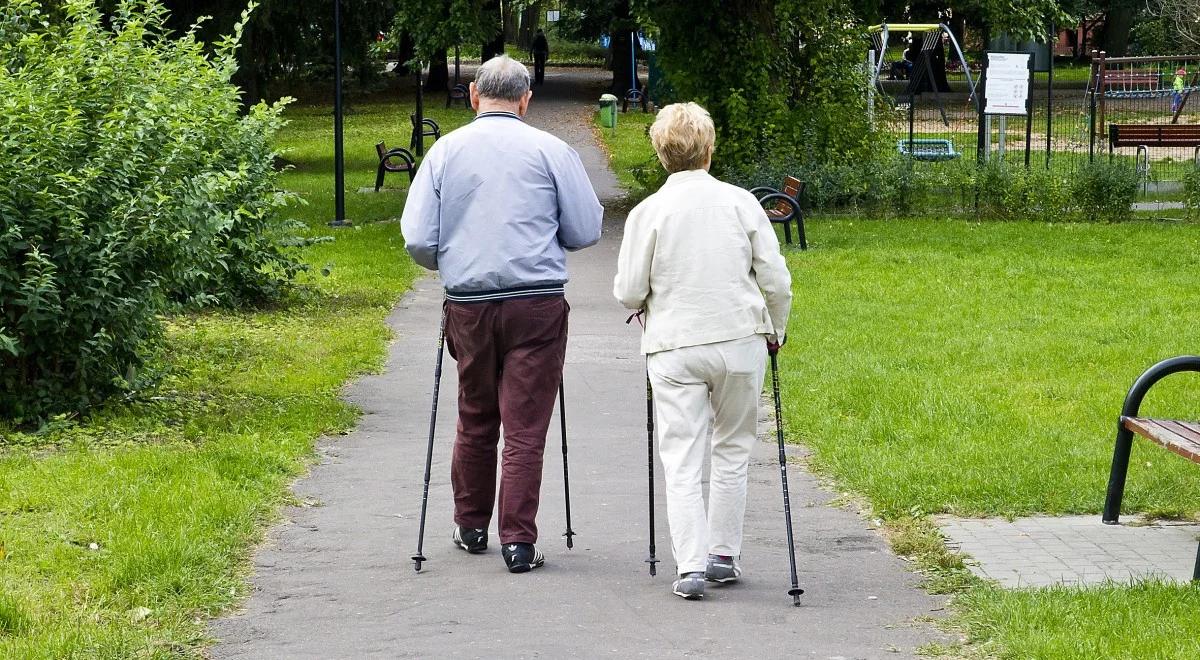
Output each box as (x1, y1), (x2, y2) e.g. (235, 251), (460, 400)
(1102, 72), (1161, 89)
(376, 141), (388, 159)
(1110, 124), (1200, 147)
(767, 176), (804, 216)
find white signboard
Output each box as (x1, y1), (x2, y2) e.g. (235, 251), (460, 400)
(546, 10), (560, 22)
(985, 52), (1031, 116)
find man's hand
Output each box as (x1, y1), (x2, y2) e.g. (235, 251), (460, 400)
(767, 336), (785, 355)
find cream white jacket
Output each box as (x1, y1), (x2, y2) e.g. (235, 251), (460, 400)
(613, 169), (793, 355)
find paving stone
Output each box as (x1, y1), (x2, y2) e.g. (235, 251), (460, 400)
(938, 515), (1200, 588)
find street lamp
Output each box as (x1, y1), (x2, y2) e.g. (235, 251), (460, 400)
(330, 0), (350, 227)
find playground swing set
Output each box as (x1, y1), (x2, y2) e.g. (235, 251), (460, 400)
(867, 23), (979, 162)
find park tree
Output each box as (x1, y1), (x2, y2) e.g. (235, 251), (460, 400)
(34, 0), (399, 103)
(389, 0), (497, 91)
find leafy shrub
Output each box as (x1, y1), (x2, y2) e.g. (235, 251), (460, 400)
(1184, 167), (1200, 218)
(1071, 161), (1138, 223)
(0, 0), (300, 421)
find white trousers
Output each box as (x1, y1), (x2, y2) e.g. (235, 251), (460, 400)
(647, 335), (767, 574)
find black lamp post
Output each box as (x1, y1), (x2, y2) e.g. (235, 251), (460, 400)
(330, 0), (350, 227)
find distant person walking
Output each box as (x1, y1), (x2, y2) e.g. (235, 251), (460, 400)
(532, 28), (549, 85)
(613, 102), (793, 600)
(401, 55), (603, 573)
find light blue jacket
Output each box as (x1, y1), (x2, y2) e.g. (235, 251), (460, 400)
(400, 111), (604, 295)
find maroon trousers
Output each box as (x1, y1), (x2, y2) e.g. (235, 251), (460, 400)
(444, 295), (568, 544)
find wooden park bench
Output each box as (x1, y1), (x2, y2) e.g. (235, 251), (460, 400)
(374, 142), (416, 191)
(446, 83), (469, 109)
(1102, 355), (1200, 581)
(750, 175), (807, 249)
(1109, 124), (1200, 149)
(1108, 124), (1200, 177)
(410, 115), (441, 152)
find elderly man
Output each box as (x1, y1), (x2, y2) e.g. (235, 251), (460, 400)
(401, 55), (603, 573)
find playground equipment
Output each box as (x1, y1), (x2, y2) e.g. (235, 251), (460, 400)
(868, 23), (978, 160)
(1086, 52), (1200, 178)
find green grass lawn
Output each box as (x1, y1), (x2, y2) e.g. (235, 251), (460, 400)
(789, 219), (1200, 658)
(602, 120), (1200, 656)
(594, 110), (657, 194)
(0, 91), (470, 657)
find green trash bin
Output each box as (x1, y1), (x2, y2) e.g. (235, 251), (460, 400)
(598, 94), (618, 129)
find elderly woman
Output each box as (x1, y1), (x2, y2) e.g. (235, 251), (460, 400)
(613, 102), (792, 600)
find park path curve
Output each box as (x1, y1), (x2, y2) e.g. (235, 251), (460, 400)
(210, 68), (946, 659)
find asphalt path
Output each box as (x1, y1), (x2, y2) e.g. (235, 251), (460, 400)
(210, 68), (946, 660)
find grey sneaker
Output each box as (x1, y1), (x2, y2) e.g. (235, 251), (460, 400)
(704, 554), (741, 583)
(452, 525), (487, 553)
(672, 572), (706, 600)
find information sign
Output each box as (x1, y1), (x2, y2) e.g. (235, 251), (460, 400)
(985, 52), (1032, 116)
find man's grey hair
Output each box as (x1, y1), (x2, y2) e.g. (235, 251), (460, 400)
(475, 55), (531, 102)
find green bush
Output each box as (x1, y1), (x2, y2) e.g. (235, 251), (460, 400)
(1071, 161), (1138, 223)
(0, 0), (300, 421)
(1184, 168), (1200, 218)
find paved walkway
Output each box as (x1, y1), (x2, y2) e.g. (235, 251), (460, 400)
(210, 69), (945, 659)
(941, 515), (1200, 588)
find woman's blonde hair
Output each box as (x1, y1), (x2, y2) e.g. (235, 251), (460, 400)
(648, 102), (715, 173)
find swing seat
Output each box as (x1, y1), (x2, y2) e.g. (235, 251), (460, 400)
(896, 138), (960, 162)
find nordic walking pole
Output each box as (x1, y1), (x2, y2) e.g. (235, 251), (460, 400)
(412, 306), (448, 573)
(559, 380), (576, 549)
(626, 311), (659, 576)
(770, 350), (805, 605)
(644, 367), (660, 576)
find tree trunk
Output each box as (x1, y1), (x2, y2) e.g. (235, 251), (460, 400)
(912, 36), (951, 94)
(424, 50), (449, 91)
(517, 2), (540, 51)
(1099, 8), (1135, 56)
(481, 0), (505, 61)
(608, 0), (639, 93)
(503, 1), (518, 44)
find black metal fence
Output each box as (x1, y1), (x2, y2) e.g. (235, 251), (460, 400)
(874, 51), (1200, 198)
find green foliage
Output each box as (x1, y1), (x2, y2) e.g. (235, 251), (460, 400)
(0, 90), (449, 656)
(1183, 167), (1200, 218)
(1071, 161), (1139, 222)
(978, 0), (1073, 43)
(637, 1), (881, 175)
(0, 0), (301, 421)
(390, 0), (495, 64)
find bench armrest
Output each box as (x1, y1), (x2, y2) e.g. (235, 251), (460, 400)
(757, 192), (798, 222)
(381, 147), (415, 167)
(1120, 355), (1200, 419)
(749, 186), (781, 199)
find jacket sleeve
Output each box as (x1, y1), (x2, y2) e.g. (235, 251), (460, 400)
(400, 149), (442, 271)
(612, 205), (655, 310)
(742, 200), (793, 342)
(552, 146), (604, 251)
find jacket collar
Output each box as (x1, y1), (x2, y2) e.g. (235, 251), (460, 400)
(663, 169), (712, 186)
(475, 110), (523, 121)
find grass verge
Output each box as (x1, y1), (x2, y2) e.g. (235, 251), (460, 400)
(780, 218), (1200, 658)
(0, 91), (471, 657)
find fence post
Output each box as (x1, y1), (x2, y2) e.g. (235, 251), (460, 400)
(1097, 50), (1107, 155)
(977, 55), (988, 165)
(1025, 53), (1034, 168)
(1046, 21), (1054, 170)
(1089, 50), (1098, 163)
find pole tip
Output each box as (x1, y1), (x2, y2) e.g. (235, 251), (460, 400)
(788, 587), (804, 605)
(411, 554), (426, 572)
